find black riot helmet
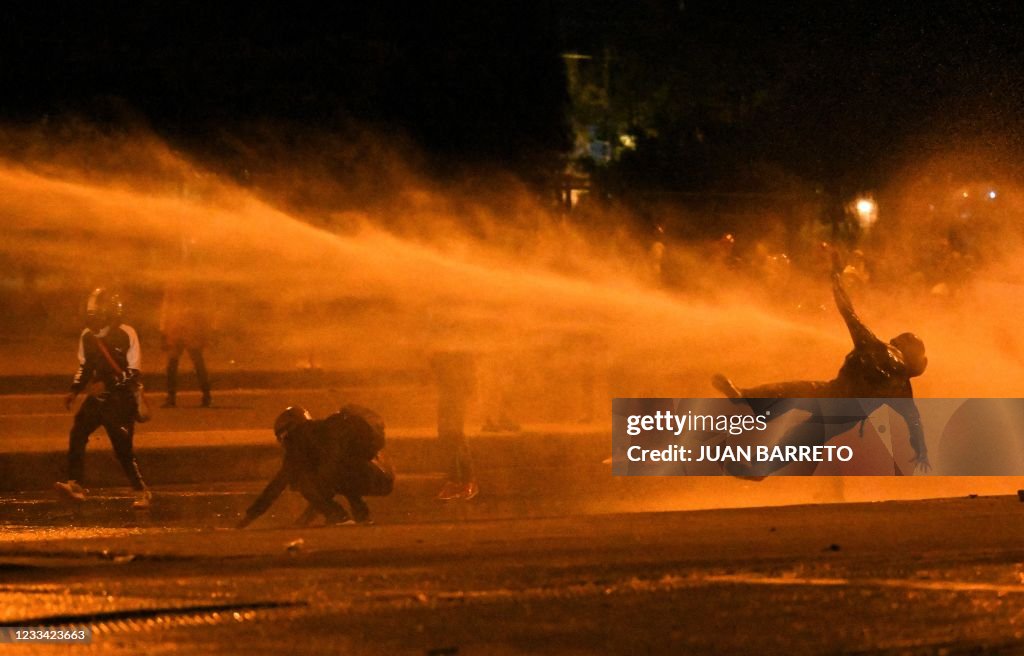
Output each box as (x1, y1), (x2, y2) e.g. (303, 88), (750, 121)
(85, 288), (123, 332)
(273, 406), (313, 443)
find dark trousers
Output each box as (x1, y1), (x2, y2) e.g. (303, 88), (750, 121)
(297, 459), (395, 524)
(738, 380), (863, 476)
(335, 459), (395, 521)
(438, 394), (474, 483)
(68, 394), (146, 490)
(741, 380), (833, 402)
(166, 344), (210, 399)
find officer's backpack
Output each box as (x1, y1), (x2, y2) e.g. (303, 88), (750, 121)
(322, 404), (386, 460)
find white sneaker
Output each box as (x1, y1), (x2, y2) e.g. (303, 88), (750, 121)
(54, 480), (87, 502)
(132, 489), (153, 510)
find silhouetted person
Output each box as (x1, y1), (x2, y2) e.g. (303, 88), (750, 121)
(712, 252), (930, 476)
(237, 405), (394, 528)
(711, 232), (740, 270)
(56, 288), (152, 509)
(160, 278), (212, 407)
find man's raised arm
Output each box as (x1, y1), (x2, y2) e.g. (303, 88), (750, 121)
(831, 252), (877, 347)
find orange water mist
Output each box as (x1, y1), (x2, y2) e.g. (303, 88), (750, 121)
(1, 125), (1023, 509)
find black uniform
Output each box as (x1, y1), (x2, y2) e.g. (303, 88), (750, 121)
(241, 405), (394, 526)
(67, 324), (146, 490)
(735, 273), (927, 475)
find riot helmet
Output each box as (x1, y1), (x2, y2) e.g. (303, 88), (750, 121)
(85, 288), (123, 332)
(273, 406), (313, 443)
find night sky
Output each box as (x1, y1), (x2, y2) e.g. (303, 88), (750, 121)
(2, 1), (1024, 191)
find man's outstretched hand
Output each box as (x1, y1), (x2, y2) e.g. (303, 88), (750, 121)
(910, 453), (932, 473)
(64, 391), (78, 411)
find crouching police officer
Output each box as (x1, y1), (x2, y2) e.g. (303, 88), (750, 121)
(237, 404), (395, 528)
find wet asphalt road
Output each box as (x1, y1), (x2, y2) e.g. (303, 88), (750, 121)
(5, 390), (1024, 653)
(2, 494), (1024, 655)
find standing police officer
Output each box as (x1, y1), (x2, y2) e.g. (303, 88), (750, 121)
(55, 288), (152, 509)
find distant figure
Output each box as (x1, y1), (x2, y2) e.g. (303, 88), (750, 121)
(480, 351), (521, 433)
(159, 278), (212, 407)
(649, 224), (666, 283)
(712, 251), (930, 477)
(56, 288), (152, 509)
(712, 232), (740, 270)
(431, 351), (478, 501)
(237, 405), (394, 528)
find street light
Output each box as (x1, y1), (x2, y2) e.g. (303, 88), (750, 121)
(853, 196), (878, 230)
